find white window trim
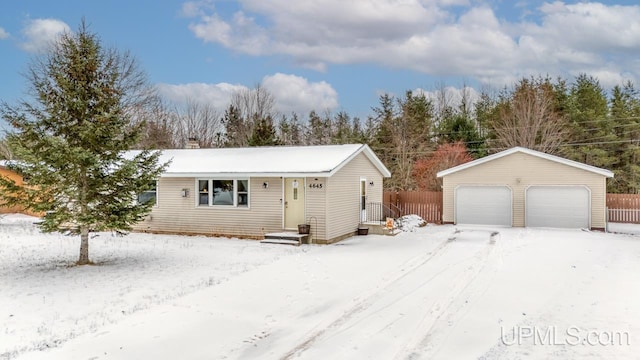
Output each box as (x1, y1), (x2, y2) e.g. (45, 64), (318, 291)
(195, 178), (250, 209)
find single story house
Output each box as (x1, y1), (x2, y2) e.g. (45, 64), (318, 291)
(436, 147), (614, 230)
(131, 144), (391, 243)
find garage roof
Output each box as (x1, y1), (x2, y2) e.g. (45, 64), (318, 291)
(128, 144), (391, 178)
(436, 147), (614, 178)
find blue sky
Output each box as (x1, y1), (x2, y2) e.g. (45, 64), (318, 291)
(1, 0), (639, 120)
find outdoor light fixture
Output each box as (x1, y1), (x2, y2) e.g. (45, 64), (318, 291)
(181, 188), (189, 197)
(263, 182), (269, 189)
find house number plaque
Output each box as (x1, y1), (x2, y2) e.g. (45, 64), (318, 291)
(309, 183), (323, 189)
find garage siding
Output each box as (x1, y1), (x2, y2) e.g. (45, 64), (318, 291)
(442, 152), (607, 229)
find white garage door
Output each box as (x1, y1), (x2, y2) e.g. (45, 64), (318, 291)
(455, 186), (512, 226)
(526, 186), (590, 228)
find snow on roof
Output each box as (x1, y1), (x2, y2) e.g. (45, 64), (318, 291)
(128, 144), (391, 178)
(436, 147), (614, 178)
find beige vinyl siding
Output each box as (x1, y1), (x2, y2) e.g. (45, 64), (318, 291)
(304, 177), (327, 241)
(326, 153), (384, 240)
(134, 177), (283, 238)
(442, 152), (607, 229)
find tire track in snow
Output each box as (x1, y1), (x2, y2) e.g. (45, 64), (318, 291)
(281, 230), (497, 360)
(279, 235), (456, 360)
(397, 231), (503, 359)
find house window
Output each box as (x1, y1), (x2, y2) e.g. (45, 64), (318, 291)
(237, 180), (249, 206)
(138, 181), (157, 206)
(213, 180), (234, 205)
(198, 180), (209, 206)
(197, 179), (249, 207)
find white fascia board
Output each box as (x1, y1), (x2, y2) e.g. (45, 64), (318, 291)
(437, 147), (614, 178)
(363, 144), (392, 177)
(161, 172), (333, 178)
(328, 144), (392, 178)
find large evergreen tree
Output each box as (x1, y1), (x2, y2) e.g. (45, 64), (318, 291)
(609, 82), (640, 193)
(277, 113), (304, 145)
(248, 115), (280, 146)
(372, 91), (435, 190)
(222, 104), (246, 147)
(0, 21), (167, 265)
(437, 114), (487, 158)
(562, 74), (616, 169)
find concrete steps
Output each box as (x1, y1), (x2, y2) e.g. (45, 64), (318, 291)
(261, 232), (309, 246)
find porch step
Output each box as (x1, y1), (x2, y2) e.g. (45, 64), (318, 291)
(261, 232), (309, 246)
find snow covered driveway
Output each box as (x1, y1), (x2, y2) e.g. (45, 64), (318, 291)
(2, 215), (640, 359)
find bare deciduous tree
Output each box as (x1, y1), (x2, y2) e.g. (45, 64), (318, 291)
(137, 100), (176, 149)
(225, 84), (277, 147)
(490, 77), (567, 154)
(231, 83), (276, 122)
(173, 98), (223, 148)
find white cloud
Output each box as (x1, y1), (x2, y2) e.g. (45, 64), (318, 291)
(157, 82), (248, 110)
(183, 0), (640, 87)
(262, 73), (338, 114)
(0, 27), (9, 40)
(157, 73), (339, 115)
(20, 18), (70, 53)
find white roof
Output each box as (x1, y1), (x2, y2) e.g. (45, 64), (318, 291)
(128, 144), (391, 178)
(436, 147), (614, 178)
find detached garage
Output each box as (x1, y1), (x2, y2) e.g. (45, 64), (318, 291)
(437, 147), (614, 230)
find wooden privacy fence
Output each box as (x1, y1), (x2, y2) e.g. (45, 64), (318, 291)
(384, 191), (443, 224)
(607, 193), (640, 224)
(384, 192), (640, 225)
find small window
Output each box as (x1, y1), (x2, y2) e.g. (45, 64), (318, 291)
(138, 181), (157, 206)
(198, 180), (209, 206)
(237, 180), (249, 206)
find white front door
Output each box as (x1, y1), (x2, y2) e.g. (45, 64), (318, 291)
(526, 186), (590, 228)
(284, 178), (305, 229)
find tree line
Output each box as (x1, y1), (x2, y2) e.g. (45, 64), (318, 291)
(131, 75), (640, 194)
(4, 73), (638, 194)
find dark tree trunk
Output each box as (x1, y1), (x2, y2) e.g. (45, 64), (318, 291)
(78, 227), (90, 265)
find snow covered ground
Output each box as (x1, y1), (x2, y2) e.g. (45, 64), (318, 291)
(608, 222), (640, 235)
(2, 214), (639, 359)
